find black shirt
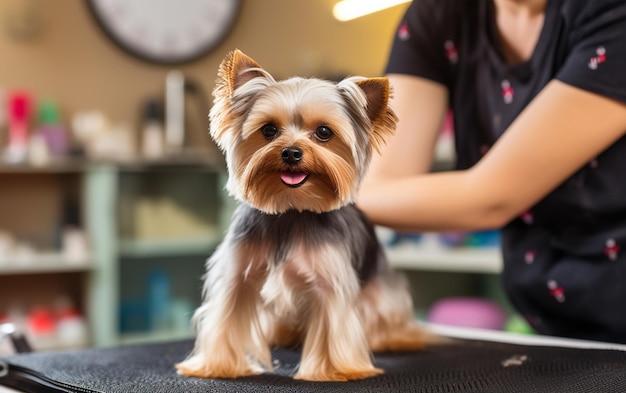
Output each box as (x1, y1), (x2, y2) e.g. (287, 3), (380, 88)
(386, 0), (626, 343)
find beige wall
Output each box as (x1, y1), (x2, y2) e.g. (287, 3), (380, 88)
(0, 0), (408, 149)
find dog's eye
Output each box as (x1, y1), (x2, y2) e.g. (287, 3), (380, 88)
(314, 126), (333, 142)
(261, 124), (278, 140)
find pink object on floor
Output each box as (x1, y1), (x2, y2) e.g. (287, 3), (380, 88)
(427, 297), (507, 330)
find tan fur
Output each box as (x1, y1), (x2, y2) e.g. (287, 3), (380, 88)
(176, 50), (437, 382)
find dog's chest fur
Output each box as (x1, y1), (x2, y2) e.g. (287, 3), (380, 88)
(229, 204), (382, 308)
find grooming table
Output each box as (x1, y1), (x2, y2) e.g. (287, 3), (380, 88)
(1, 325), (626, 393)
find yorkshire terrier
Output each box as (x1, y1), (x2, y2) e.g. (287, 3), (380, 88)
(176, 49), (434, 382)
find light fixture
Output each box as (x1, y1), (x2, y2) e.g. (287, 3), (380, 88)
(333, 0), (411, 22)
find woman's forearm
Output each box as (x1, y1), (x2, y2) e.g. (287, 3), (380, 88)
(358, 170), (511, 233)
(360, 82), (626, 234)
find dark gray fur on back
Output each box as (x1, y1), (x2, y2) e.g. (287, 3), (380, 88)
(230, 203), (386, 285)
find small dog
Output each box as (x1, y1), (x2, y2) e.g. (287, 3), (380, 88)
(176, 49), (434, 382)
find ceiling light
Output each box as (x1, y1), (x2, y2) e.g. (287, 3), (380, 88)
(333, 0), (411, 21)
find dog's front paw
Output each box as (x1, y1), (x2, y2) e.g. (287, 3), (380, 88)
(294, 366), (383, 382)
(176, 355), (262, 379)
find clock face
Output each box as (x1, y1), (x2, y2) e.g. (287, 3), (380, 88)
(87, 0), (241, 65)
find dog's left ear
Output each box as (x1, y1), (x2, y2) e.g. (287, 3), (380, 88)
(355, 78), (397, 153)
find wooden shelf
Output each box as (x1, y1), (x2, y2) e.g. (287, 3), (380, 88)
(113, 151), (224, 171)
(119, 329), (193, 346)
(0, 253), (92, 275)
(385, 245), (502, 274)
(0, 151), (224, 174)
(118, 234), (220, 258)
(0, 158), (86, 173)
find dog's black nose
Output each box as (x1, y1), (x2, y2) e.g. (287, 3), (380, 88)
(281, 146), (303, 165)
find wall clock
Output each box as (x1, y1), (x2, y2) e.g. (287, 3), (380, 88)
(87, 0), (241, 65)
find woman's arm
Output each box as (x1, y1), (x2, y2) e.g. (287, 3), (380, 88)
(365, 74), (449, 180)
(359, 79), (626, 232)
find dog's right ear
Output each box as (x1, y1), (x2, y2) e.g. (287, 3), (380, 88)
(216, 49), (267, 98)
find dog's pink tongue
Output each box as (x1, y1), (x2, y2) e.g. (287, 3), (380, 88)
(280, 171), (307, 186)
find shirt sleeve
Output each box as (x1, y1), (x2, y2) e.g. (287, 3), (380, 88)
(384, 0), (451, 86)
(556, 0), (626, 104)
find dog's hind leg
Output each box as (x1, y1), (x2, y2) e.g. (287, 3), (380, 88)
(358, 273), (439, 352)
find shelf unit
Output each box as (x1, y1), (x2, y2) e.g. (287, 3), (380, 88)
(0, 157), (229, 349)
(0, 160), (91, 352)
(86, 159), (228, 347)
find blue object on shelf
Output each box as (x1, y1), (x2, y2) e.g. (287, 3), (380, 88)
(387, 233), (422, 247)
(119, 299), (150, 333)
(438, 232), (468, 247)
(147, 269), (171, 331)
(438, 230), (501, 248)
(464, 230), (500, 247)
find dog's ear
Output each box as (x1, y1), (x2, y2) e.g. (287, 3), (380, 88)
(215, 49), (267, 98)
(355, 78), (397, 153)
(211, 50), (273, 148)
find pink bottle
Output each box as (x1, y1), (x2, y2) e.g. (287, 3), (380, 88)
(4, 91), (32, 163)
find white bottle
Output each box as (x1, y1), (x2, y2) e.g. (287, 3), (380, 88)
(141, 99), (164, 159)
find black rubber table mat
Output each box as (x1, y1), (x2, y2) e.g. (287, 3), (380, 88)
(1, 338), (626, 392)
